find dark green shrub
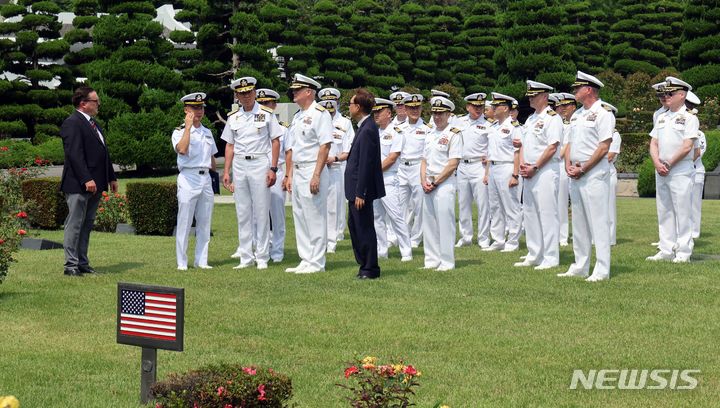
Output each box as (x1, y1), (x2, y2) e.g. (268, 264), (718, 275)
(637, 157), (656, 198)
(126, 182), (177, 236)
(151, 363), (293, 408)
(0, 120), (28, 138)
(681, 64), (720, 89)
(613, 59), (661, 76)
(614, 133), (650, 174)
(21, 177), (67, 229)
(702, 131), (720, 172)
(35, 138), (64, 164)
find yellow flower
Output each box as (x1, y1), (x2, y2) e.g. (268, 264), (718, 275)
(416, 370), (422, 377)
(393, 364), (405, 374)
(361, 356), (377, 366)
(0, 396), (20, 408)
(440, 405), (450, 408)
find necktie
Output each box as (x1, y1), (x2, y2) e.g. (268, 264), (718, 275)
(89, 118), (104, 144)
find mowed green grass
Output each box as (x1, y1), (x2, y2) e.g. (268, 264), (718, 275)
(1, 197), (720, 407)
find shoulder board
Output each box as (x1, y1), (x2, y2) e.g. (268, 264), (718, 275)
(394, 126), (403, 133)
(687, 109), (696, 116)
(175, 124), (184, 131)
(343, 115), (351, 121)
(601, 103), (613, 112)
(450, 127), (461, 134)
(511, 120), (520, 127)
(227, 108), (239, 117)
(260, 105), (273, 113)
(547, 109), (557, 116)
(427, 123), (434, 129)
(280, 121), (290, 128)
(315, 104), (326, 112)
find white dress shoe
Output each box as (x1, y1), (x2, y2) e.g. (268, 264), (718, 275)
(478, 241), (491, 249)
(646, 252), (673, 261)
(534, 264), (557, 270)
(482, 242), (504, 251)
(513, 260), (534, 267)
(177, 266), (188, 271)
(557, 268), (589, 278)
(285, 263), (306, 273)
(436, 265), (454, 271)
(559, 241), (569, 247)
(500, 245), (519, 252)
(194, 264), (213, 269)
(256, 261), (268, 270)
(455, 239), (471, 248)
(423, 264), (440, 269)
(295, 266), (324, 274)
(271, 258), (283, 263)
(233, 262), (254, 270)
(326, 244), (336, 254)
(650, 242), (660, 246)
(586, 274), (608, 282)
(672, 255), (690, 263)
(411, 242), (421, 248)
(400, 256), (413, 262)
(230, 251), (242, 259)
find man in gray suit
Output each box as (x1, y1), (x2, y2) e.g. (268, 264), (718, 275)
(60, 86), (118, 276)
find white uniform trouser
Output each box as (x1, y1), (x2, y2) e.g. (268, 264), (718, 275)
(609, 163), (617, 245)
(269, 165), (286, 261)
(339, 162), (347, 239)
(397, 162), (423, 245)
(523, 164), (560, 266)
(692, 172), (704, 239)
(326, 164), (343, 248)
(233, 157), (271, 265)
(423, 176), (456, 268)
(176, 169), (214, 268)
(374, 174), (412, 258)
(558, 163), (570, 242)
(457, 161), (490, 244)
(488, 163), (522, 247)
(292, 164), (328, 269)
(569, 161), (611, 278)
(655, 164), (695, 258)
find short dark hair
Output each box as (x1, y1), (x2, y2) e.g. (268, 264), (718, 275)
(72, 86), (96, 108)
(352, 88), (375, 115)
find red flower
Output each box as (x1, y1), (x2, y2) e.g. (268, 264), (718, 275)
(34, 158), (43, 165)
(257, 384), (267, 401)
(404, 365), (417, 376)
(243, 367), (257, 375)
(16, 211), (27, 218)
(217, 386), (225, 396)
(17, 229), (27, 236)
(21, 167), (27, 172)
(224, 405), (233, 408)
(0, 146), (8, 151)
(0, 239), (5, 245)
(98, 208), (105, 212)
(155, 404), (163, 408)
(344, 366), (360, 378)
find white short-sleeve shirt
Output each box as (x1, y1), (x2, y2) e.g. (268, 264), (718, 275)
(423, 125), (463, 176)
(488, 117), (521, 162)
(649, 105), (699, 164)
(172, 124), (218, 171)
(568, 99), (615, 163)
(695, 131), (706, 173)
(287, 101), (334, 163)
(455, 114), (490, 159)
(220, 102), (283, 156)
(379, 125), (404, 175)
(330, 113), (354, 157)
(522, 106), (563, 163)
(398, 118), (432, 161)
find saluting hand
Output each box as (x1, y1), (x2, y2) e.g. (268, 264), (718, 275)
(184, 111), (194, 128)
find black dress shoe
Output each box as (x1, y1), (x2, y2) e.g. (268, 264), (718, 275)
(64, 268), (83, 277)
(78, 265), (96, 274)
(356, 274), (379, 280)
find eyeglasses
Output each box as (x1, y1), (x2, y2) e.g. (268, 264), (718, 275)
(657, 91), (676, 98)
(84, 99), (99, 104)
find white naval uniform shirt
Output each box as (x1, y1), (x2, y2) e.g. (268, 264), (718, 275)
(220, 102), (283, 156)
(424, 125), (463, 177)
(695, 131), (706, 174)
(330, 112), (354, 158)
(568, 100), (616, 164)
(522, 106), (563, 163)
(379, 125), (404, 176)
(287, 101), (334, 162)
(391, 116), (407, 127)
(398, 118), (432, 161)
(172, 124), (217, 170)
(488, 117), (521, 161)
(455, 114), (490, 159)
(609, 130), (622, 163)
(649, 105), (699, 166)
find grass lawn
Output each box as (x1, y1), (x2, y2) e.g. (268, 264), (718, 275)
(1, 196), (719, 407)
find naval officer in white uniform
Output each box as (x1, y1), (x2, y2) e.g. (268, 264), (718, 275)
(172, 92), (218, 270)
(557, 71), (615, 282)
(283, 74), (334, 273)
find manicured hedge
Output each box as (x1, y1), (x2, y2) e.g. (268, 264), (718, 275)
(0, 139), (65, 168)
(615, 133), (650, 174)
(21, 177), (68, 229)
(126, 181), (177, 236)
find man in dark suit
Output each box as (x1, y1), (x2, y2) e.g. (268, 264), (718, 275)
(345, 89), (385, 279)
(60, 86), (118, 276)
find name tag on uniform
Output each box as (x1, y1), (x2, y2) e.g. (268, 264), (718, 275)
(501, 128), (510, 134)
(416, 130), (426, 135)
(477, 125), (486, 130)
(383, 134), (393, 140)
(255, 114), (265, 122)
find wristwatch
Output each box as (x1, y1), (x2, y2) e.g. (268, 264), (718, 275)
(270, 166), (278, 173)
(512, 174), (519, 180)
(335, 155), (340, 162)
(431, 181), (437, 187)
(532, 165), (538, 171)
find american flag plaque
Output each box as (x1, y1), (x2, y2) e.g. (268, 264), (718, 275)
(117, 283), (184, 351)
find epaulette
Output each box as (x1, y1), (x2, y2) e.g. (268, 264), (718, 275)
(687, 109), (696, 115)
(547, 109), (557, 116)
(280, 121), (290, 128)
(427, 123), (434, 129)
(450, 127), (461, 134)
(488, 118), (497, 124)
(511, 120), (521, 127)
(315, 104), (326, 111)
(175, 123), (184, 131)
(601, 103), (613, 112)
(394, 126), (403, 133)
(260, 105), (274, 113)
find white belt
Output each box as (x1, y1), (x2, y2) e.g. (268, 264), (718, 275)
(461, 158), (484, 164)
(401, 160), (420, 166)
(181, 167), (210, 174)
(294, 161), (316, 169)
(237, 154), (266, 160)
(490, 160), (513, 165)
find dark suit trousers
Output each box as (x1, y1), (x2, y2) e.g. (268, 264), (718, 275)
(64, 192), (101, 268)
(348, 200), (380, 277)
